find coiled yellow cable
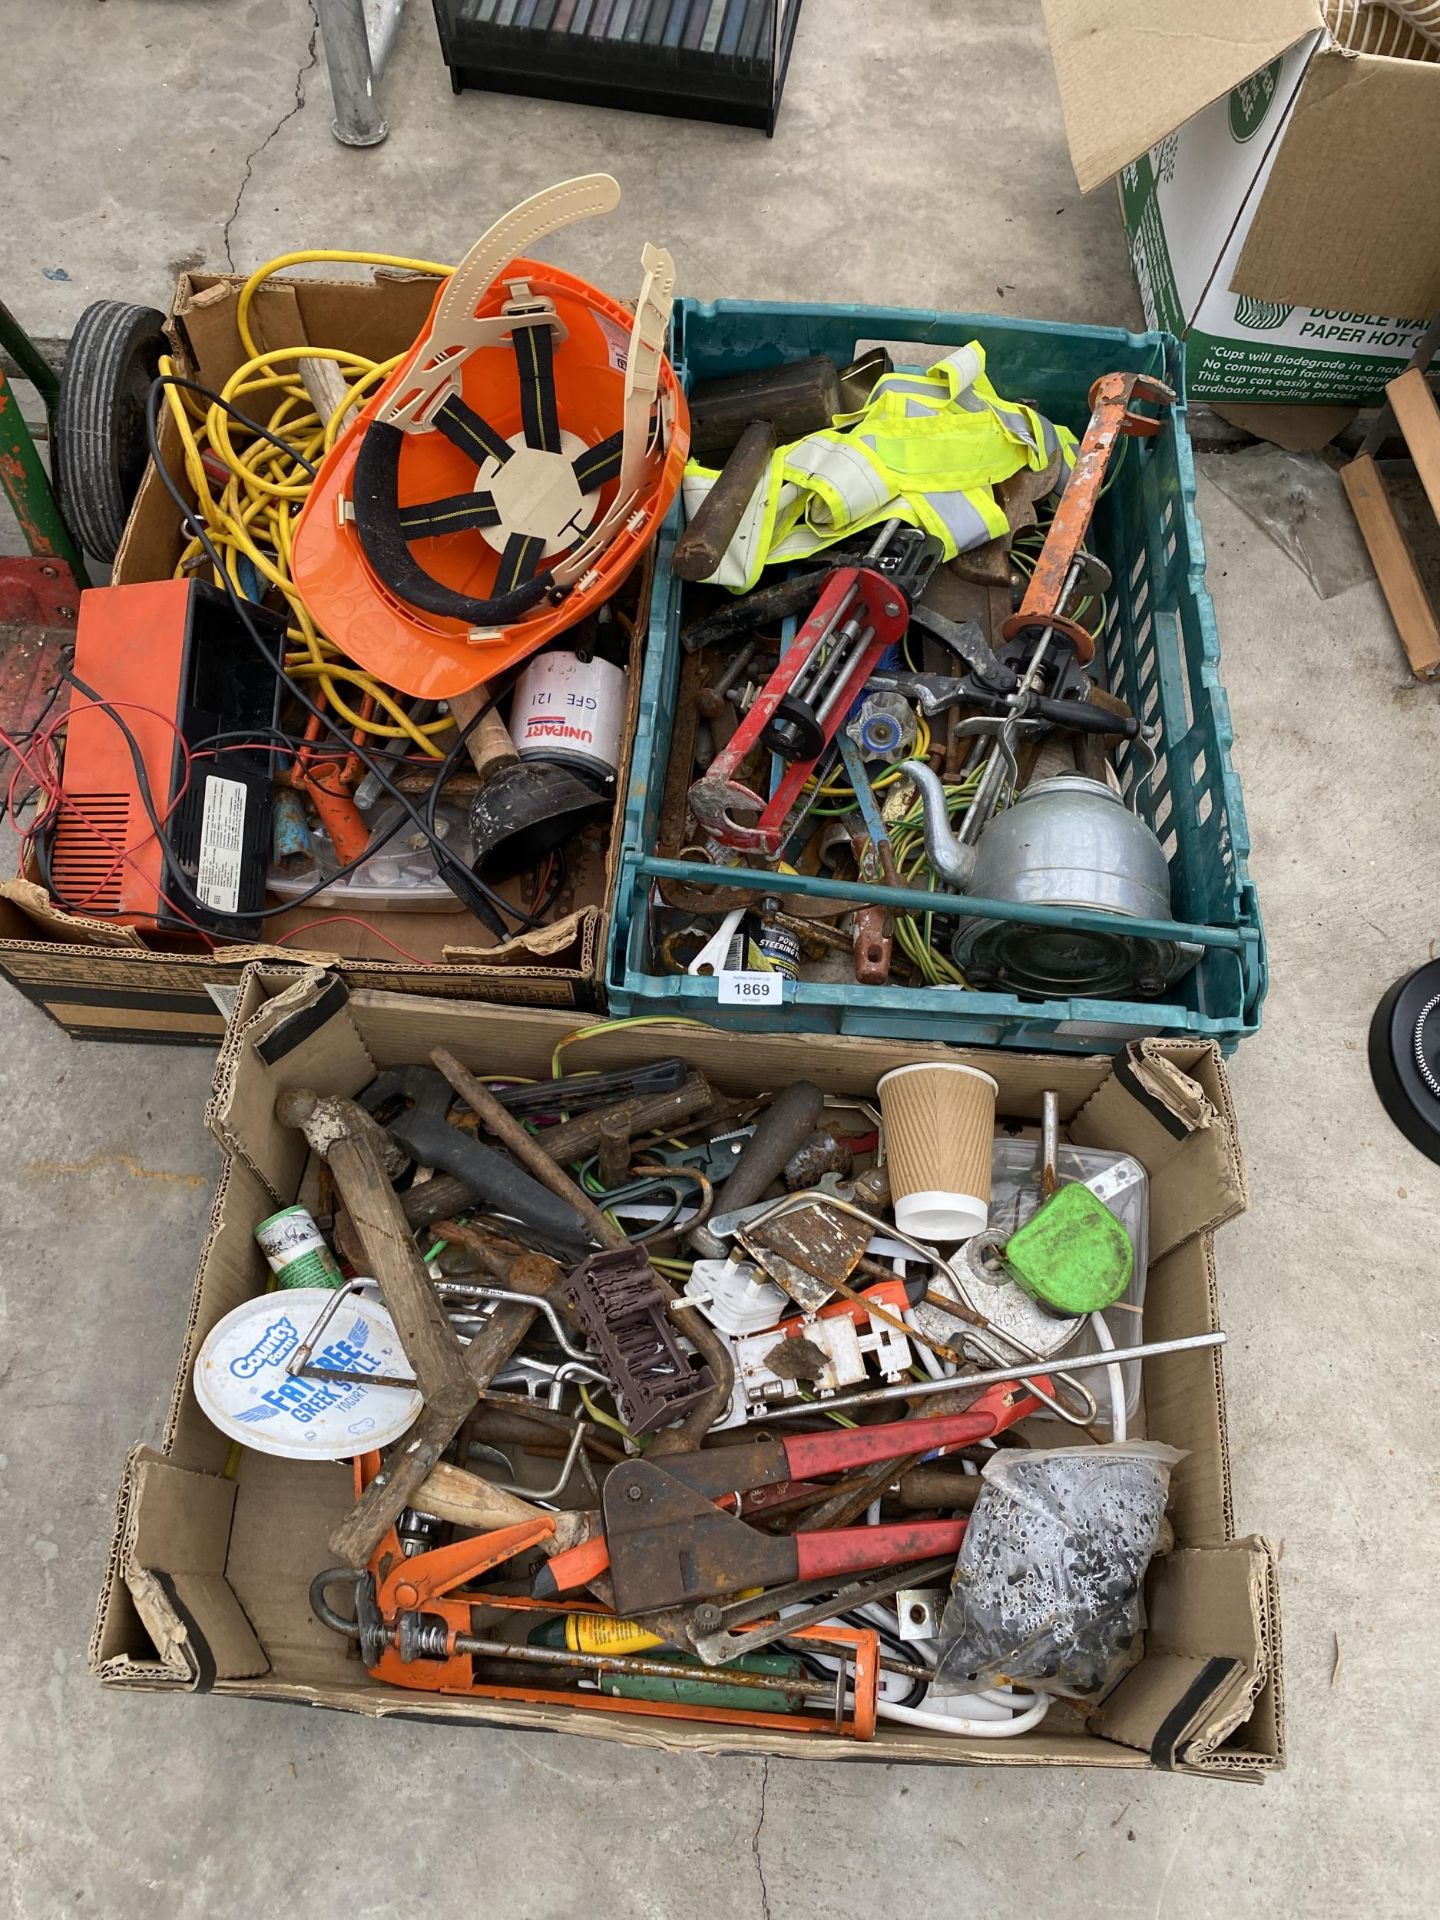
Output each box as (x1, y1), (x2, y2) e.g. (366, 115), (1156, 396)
(166, 248), (460, 754)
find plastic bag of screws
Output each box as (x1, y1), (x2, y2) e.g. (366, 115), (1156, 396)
(930, 1442), (1183, 1700)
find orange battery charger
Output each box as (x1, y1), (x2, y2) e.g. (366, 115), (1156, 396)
(49, 578), (284, 937)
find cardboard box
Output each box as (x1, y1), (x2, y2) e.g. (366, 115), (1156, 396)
(1044, 1), (1440, 401)
(91, 965), (1284, 1777)
(0, 270), (649, 1042)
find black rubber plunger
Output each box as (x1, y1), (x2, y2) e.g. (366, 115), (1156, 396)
(467, 706), (609, 885)
(1369, 959), (1440, 1165)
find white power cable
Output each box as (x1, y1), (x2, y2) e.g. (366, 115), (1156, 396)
(877, 1693), (1052, 1737)
(833, 1600), (1053, 1739)
(1091, 1310), (1127, 1442)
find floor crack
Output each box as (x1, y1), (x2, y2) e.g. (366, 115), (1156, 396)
(750, 1756), (772, 1920)
(222, 0), (320, 269)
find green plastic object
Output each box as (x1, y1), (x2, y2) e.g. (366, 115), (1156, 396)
(1002, 1181), (1133, 1316)
(596, 1646), (810, 1711)
(607, 295), (1266, 1054)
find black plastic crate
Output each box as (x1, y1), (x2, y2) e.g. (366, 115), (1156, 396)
(431, 0), (803, 133)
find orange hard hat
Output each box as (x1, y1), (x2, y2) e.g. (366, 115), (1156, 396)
(292, 176), (689, 701)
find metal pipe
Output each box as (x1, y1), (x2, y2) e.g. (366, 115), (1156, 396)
(474, 1416), (591, 1502)
(368, 0), (406, 72)
(1041, 1091), (1060, 1195)
(315, 0), (405, 148)
(740, 1331), (1226, 1422)
(434, 1281), (595, 1363)
(440, 1633), (845, 1706)
(813, 624), (877, 726)
(633, 855), (1255, 952)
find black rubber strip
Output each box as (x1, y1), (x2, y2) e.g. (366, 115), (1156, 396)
(2, 980), (223, 1016)
(352, 420), (553, 626)
(515, 322), (561, 454)
(253, 973), (351, 1063)
(432, 394), (513, 468)
(1149, 1655), (1243, 1770)
(573, 429), (624, 492)
(495, 530), (545, 594)
(150, 1571), (218, 1693)
(59, 1026), (223, 1048)
(399, 491), (502, 539)
(1112, 1049), (1189, 1140)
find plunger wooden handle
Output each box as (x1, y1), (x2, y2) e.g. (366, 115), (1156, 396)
(673, 420), (776, 583)
(448, 686), (519, 779)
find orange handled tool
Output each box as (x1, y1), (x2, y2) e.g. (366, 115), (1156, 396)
(1001, 369), (1174, 664)
(331, 1453), (880, 1737)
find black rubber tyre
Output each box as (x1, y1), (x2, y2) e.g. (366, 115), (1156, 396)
(53, 299), (168, 562)
(1369, 960), (1440, 1165)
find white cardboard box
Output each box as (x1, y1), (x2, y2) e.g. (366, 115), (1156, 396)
(1045, 1), (1440, 401)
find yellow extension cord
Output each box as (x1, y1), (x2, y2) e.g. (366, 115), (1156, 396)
(161, 248), (458, 753)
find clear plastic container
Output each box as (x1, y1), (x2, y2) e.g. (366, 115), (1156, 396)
(266, 802), (473, 912)
(990, 1139), (1148, 1424)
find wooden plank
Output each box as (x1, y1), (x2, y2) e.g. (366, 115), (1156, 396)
(250, 283), (352, 428)
(277, 1092), (482, 1566)
(329, 1383), (478, 1567)
(329, 1124), (472, 1399)
(1341, 454), (1440, 680)
(1386, 368), (1440, 526)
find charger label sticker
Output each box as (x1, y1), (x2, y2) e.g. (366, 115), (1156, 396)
(196, 776), (247, 913)
(717, 970), (784, 1006)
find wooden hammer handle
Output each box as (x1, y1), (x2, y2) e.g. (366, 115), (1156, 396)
(672, 420), (775, 583)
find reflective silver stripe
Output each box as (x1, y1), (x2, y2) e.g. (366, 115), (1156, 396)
(986, 399), (1041, 450)
(921, 486), (1005, 553)
(872, 373), (945, 402)
(786, 435), (892, 525)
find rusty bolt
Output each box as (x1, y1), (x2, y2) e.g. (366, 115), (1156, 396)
(626, 1483), (644, 1502)
(58, 606), (76, 619)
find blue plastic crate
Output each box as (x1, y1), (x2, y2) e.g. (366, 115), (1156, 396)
(607, 297), (1266, 1052)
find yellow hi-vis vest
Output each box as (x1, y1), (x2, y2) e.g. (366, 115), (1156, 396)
(682, 343), (1077, 592)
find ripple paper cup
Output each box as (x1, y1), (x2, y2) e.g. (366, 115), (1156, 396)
(877, 1062), (999, 1242)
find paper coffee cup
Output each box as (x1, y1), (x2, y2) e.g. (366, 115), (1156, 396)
(877, 1062), (999, 1242)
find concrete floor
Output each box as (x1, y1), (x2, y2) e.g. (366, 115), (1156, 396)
(3, 3), (1439, 1915)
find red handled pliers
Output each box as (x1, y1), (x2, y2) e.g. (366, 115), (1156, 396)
(535, 1377), (1045, 1615)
